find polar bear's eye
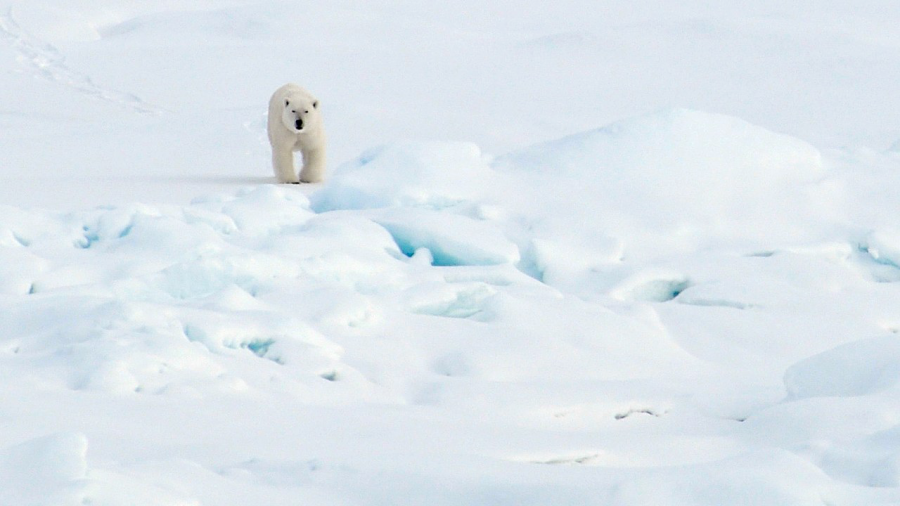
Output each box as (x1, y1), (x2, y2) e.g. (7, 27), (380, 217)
(304, 110), (308, 114)
(285, 100), (290, 106)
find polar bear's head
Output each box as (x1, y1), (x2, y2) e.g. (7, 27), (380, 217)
(281, 92), (320, 134)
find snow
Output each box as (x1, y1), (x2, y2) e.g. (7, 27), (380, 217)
(3, 1), (900, 505)
(784, 335), (900, 400)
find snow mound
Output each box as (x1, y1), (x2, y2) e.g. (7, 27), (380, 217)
(310, 142), (493, 212)
(784, 335), (900, 399)
(817, 423), (900, 488)
(313, 110), (831, 274)
(0, 433), (88, 504)
(498, 108), (823, 186)
(496, 108), (827, 251)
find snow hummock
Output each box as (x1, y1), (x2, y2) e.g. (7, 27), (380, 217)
(495, 108), (828, 258)
(317, 109), (834, 296)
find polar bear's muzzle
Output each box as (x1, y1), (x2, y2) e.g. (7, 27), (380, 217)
(295, 118), (304, 131)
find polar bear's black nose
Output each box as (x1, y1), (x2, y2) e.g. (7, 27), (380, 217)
(295, 118), (304, 130)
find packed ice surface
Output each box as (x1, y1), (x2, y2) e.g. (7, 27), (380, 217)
(4, 1), (900, 505)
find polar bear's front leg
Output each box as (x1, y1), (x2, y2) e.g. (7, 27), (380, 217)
(272, 147), (299, 184)
(299, 146), (326, 183)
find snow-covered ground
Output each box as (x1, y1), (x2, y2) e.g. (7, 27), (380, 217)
(3, 1), (900, 505)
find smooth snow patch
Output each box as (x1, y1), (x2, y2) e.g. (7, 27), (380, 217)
(784, 335), (900, 399)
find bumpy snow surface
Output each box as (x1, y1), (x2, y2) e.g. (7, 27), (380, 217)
(4, 2), (900, 505)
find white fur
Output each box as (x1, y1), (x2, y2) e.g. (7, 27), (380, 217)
(267, 83), (327, 183)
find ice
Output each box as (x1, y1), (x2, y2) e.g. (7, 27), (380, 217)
(5, 117), (900, 503)
(310, 108), (836, 299)
(860, 230), (900, 271)
(370, 208), (520, 267)
(4, 1), (900, 504)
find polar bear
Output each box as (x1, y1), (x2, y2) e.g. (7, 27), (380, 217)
(267, 83), (326, 183)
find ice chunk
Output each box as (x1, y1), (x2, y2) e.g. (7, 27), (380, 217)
(370, 208), (519, 266)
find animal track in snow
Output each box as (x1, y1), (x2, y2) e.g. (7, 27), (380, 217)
(0, 8), (162, 115)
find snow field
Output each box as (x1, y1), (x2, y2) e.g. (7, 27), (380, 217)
(4, 0), (900, 503)
(3, 108), (900, 504)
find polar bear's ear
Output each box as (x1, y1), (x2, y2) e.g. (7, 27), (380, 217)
(312, 100), (319, 109)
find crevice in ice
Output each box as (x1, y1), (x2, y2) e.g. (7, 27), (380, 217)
(616, 278), (692, 303)
(242, 338), (275, 358)
(76, 225), (99, 249)
(235, 338), (283, 365)
(11, 232), (29, 247)
(858, 242), (900, 270)
(385, 230), (472, 267)
(319, 370), (339, 382)
(855, 242), (900, 283)
(117, 223), (134, 239)
(183, 324), (283, 365)
(746, 250), (776, 258)
(515, 243), (546, 283)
